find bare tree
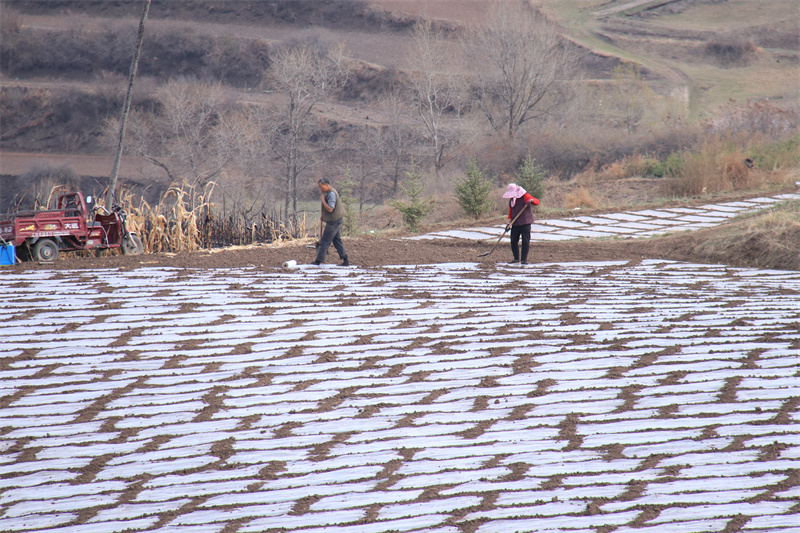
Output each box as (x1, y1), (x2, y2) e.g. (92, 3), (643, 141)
(212, 104), (276, 219)
(404, 20), (464, 176)
(611, 62), (653, 135)
(462, 0), (580, 139)
(110, 79), (235, 206)
(266, 41), (350, 221)
(345, 125), (387, 213)
(379, 91), (416, 195)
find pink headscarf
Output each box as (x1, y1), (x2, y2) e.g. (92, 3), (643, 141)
(502, 183), (526, 207)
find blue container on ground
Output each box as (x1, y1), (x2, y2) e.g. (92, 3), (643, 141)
(1, 244), (15, 265)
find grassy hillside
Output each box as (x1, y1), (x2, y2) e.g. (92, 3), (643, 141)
(542, 0), (800, 121)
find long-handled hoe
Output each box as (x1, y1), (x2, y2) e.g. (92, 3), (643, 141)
(478, 203), (530, 258)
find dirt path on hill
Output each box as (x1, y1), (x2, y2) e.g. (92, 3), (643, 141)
(0, 151), (161, 179)
(12, 12), (418, 70)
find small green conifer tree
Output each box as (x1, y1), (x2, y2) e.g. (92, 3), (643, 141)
(515, 155), (547, 200)
(337, 167), (358, 236)
(390, 162), (435, 231)
(454, 158), (494, 219)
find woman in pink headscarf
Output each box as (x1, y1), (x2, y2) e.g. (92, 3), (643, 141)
(502, 183), (540, 264)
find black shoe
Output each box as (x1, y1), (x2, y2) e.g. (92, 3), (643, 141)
(521, 261), (528, 265)
(340, 257), (350, 266)
(509, 259), (519, 264)
(310, 260), (322, 265)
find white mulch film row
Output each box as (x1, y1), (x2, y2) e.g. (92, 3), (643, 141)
(1, 259), (799, 533)
(408, 193), (800, 243)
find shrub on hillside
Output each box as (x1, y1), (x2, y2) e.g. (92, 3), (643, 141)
(0, 87), (51, 138)
(141, 26), (211, 79)
(0, 21), (269, 88)
(648, 152), (685, 178)
(341, 66), (405, 101)
(624, 153), (662, 178)
(1, 21), (134, 75)
(512, 117), (700, 181)
(51, 86), (122, 128)
(704, 33), (758, 67)
(0, 24), (44, 74)
(586, 151), (686, 180)
(206, 38), (270, 89)
(0, 84), (160, 152)
(710, 98), (800, 142)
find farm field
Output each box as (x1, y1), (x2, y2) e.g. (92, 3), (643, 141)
(1, 3), (799, 530)
(3, 189), (800, 531)
(1, 259), (799, 532)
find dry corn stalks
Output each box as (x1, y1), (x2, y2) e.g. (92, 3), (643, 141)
(118, 182), (212, 254)
(118, 182), (314, 253)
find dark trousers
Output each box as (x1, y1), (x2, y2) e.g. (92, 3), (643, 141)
(510, 224), (531, 263)
(315, 217), (347, 263)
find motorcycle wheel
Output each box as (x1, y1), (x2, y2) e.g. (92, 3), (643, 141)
(121, 233), (144, 255)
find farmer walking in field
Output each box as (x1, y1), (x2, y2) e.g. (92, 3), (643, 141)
(312, 177), (349, 266)
(503, 183), (539, 265)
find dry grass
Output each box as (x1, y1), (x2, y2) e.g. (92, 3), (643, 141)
(662, 138), (796, 197)
(666, 146), (751, 196)
(551, 154), (664, 211)
(564, 187), (599, 209)
(573, 153), (661, 182)
(690, 199), (800, 270)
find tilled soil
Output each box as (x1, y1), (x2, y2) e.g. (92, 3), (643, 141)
(8, 232), (701, 272)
